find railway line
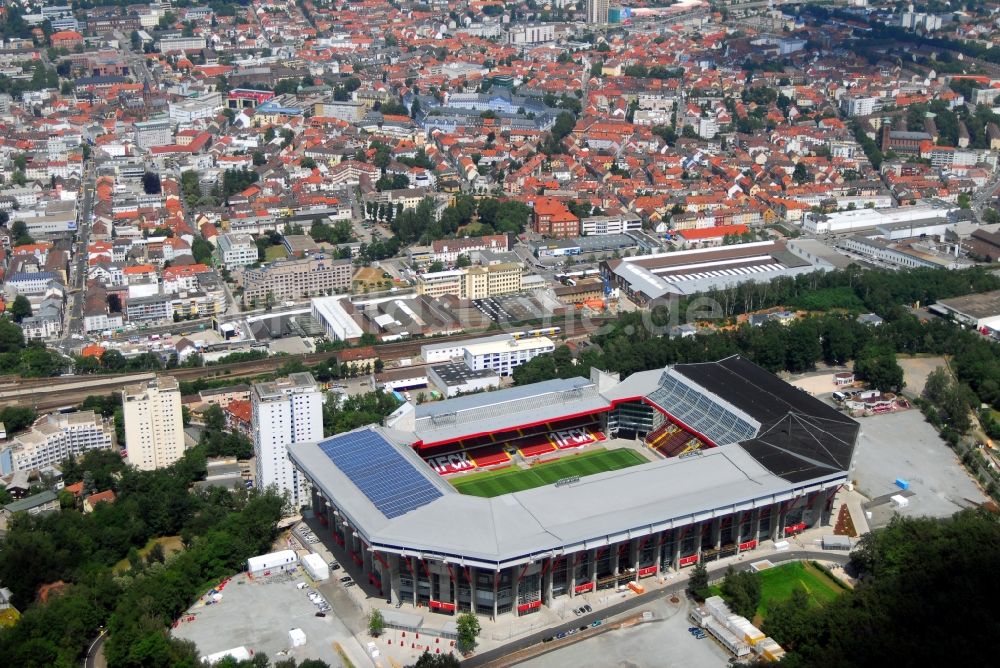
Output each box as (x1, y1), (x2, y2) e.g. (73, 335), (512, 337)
(2, 319), (613, 412)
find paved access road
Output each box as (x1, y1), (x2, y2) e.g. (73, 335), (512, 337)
(465, 551), (851, 668)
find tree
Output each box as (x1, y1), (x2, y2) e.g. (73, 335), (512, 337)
(192, 237), (214, 265)
(687, 560), (709, 601)
(854, 347), (904, 393)
(408, 651), (461, 667)
(923, 367), (952, 404)
(793, 162), (809, 184)
(142, 172), (162, 195)
(9, 295), (32, 323)
(10, 220), (33, 246)
(368, 609), (385, 637)
(455, 254), (471, 268)
(720, 566), (761, 619)
(455, 613), (480, 654)
(958, 192), (971, 209)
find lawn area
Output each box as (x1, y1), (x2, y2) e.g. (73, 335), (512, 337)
(113, 535), (185, 573)
(711, 561), (846, 624)
(452, 448), (646, 498)
(264, 245), (288, 261)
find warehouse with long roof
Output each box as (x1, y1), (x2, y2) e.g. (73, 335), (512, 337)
(289, 356), (858, 619)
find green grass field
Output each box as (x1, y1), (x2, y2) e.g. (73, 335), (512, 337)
(710, 561), (846, 622)
(452, 448), (647, 497)
(756, 561), (844, 616)
(265, 245), (289, 261)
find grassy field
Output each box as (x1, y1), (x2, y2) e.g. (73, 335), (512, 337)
(756, 561), (844, 616)
(113, 535), (185, 573)
(452, 448), (646, 498)
(264, 245), (288, 261)
(711, 561), (846, 623)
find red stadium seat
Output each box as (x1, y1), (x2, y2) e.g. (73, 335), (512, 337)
(469, 444), (511, 468)
(518, 435), (556, 458)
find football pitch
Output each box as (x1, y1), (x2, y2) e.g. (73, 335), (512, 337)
(452, 448), (647, 498)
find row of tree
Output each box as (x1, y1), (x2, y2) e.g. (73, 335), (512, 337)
(516, 266), (1000, 410)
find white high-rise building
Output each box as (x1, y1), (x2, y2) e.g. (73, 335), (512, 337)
(1, 411), (114, 475)
(587, 0), (609, 24)
(122, 376), (186, 471)
(252, 373), (324, 509)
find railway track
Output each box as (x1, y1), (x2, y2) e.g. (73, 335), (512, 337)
(4, 319), (613, 411)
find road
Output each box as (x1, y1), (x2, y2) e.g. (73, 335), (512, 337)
(56, 159), (96, 354)
(465, 551), (851, 668)
(85, 629), (107, 668)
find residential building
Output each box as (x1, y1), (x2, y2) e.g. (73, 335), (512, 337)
(0, 411), (114, 475)
(252, 373), (324, 509)
(19, 297), (62, 340)
(587, 0), (609, 24)
(217, 232), (259, 270)
(0, 490), (59, 530)
(532, 198), (580, 238)
(432, 234), (509, 264)
(242, 254), (353, 308)
(122, 376), (186, 471)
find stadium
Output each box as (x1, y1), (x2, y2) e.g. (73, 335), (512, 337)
(289, 356), (859, 619)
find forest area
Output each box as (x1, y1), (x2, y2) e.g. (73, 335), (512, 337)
(0, 447), (284, 668)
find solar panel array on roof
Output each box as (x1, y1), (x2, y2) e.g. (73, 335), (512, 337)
(647, 372), (758, 445)
(318, 430), (442, 519)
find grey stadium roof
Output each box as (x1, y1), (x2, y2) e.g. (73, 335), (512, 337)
(291, 430), (838, 568)
(413, 377), (609, 445)
(289, 357), (858, 568)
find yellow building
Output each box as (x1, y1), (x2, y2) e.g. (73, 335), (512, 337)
(415, 263), (522, 299)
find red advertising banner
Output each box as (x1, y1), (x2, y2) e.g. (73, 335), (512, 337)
(739, 539), (758, 551)
(637, 566), (658, 578)
(574, 582), (594, 594)
(517, 600), (542, 613)
(679, 554), (699, 567)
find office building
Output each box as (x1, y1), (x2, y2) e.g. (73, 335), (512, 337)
(217, 232), (259, 270)
(252, 373), (324, 509)
(133, 118), (172, 150)
(122, 376), (186, 471)
(464, 336), (555, 376)
(242, 254), (353, 308)
(415, 263), (522, 299)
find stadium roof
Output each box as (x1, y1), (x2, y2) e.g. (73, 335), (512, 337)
(671, 356), (859, 482)
(290, 357), (858, 568)
(412, 377), (610, 446)
(290, 428), (834, 568)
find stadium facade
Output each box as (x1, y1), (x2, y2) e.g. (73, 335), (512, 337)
(289, 356), (858, 619)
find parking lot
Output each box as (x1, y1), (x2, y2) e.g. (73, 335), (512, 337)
(171, 568), (364, 667)
(851, 409), (987, 527)
(519, 596), (729, 668)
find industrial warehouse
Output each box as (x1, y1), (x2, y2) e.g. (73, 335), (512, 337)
(288, 356), (859, 619)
